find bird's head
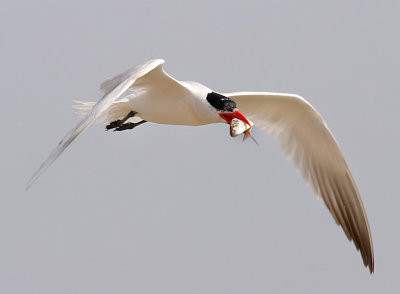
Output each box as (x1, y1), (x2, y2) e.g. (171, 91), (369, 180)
(206, 92), (251, 126)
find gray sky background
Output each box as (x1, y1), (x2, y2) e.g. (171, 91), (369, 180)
(1, 1), (399, 293)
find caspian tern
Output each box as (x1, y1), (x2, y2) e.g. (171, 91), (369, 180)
(26, 59), (374, 273)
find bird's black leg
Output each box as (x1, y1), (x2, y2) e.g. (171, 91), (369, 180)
(113, 120), (147, 132)
(106, 111), (137, 130)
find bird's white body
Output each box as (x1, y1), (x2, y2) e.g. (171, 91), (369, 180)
(86, 61), (220, 126)
(27, 59), (374, 273)
(124, 81), (219, 125)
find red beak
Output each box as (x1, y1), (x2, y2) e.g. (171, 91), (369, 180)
(219, 109), (252, 127)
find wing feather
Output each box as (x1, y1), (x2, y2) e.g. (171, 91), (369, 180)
(226, 92), (374, 272)
(26, 59), (165, 190)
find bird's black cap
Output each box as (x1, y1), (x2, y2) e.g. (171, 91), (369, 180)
(206, 92), (237, 112)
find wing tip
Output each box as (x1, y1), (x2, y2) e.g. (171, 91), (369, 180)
(24, 182), (32, 191)
(364, 243), (375, 274)
(369, 262), (374, 274)
(363, 251), (374, 274)
(24, 168), (42, 191)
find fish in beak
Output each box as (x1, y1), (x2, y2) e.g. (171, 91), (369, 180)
(230, 118), (253, 137)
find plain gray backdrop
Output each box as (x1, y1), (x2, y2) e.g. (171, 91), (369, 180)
(1, 1), (399, 293)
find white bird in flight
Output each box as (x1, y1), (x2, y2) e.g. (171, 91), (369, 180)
(26, 59), (374, 273)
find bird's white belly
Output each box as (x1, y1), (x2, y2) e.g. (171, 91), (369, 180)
(127, 88), (211, 126)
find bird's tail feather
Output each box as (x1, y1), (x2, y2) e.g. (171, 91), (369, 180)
(73, 100), (96, 117)
(73, 100), (142, 124)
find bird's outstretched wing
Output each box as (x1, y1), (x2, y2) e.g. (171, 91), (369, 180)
(226, 92), (374, 273)
(26, 59), (165, 190)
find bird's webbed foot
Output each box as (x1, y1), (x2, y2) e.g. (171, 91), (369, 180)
(105, 111), (137, 130)
(106, 120), (123, 130)
(113, 120), (147, 132)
